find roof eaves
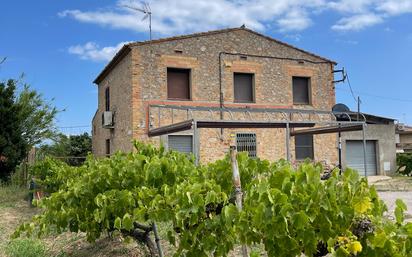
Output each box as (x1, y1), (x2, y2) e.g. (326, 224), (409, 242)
(93, 44), (132, 85)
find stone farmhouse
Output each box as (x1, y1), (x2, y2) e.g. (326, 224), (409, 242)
(92, 26), (392, 175)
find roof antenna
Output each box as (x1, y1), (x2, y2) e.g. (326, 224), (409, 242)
(122, 1), (152, 40)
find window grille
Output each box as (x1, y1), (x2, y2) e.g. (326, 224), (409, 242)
(236, 133), (257, 157)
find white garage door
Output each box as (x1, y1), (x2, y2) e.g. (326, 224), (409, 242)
(346, 140), (377, 176)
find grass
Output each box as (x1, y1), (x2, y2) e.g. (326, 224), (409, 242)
(0, 183), (261, 257)
(0, 184), (148, 257)
(5, 239), (47, 257)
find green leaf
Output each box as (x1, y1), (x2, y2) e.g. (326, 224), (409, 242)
(122, 214), (133, 231)
(114, 217), (122, 230)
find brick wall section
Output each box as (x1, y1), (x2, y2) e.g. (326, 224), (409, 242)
(94, 29), (338, 164)
(92, 52), (133, 156)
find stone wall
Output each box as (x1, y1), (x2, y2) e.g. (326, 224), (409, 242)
(94, 28), (338, 164)
(92, 52), (133, 156)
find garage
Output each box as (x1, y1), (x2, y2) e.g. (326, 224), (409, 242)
(345, 140), (377, 176)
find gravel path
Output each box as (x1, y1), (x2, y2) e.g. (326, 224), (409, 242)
(378, 191), (412, 221)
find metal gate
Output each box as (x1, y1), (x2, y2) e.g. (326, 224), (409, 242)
(168, 135), (193, 154)
(346, 140), (377, 176)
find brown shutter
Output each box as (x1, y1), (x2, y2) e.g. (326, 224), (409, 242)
(234, 73), (254, 103)
(167, 68), (190, 100)
(293, 77), (310, 104)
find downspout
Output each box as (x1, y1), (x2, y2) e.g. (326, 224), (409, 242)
(219, 52), (224, 139)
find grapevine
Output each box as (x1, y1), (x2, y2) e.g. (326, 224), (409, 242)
(14, 141), (412, 257)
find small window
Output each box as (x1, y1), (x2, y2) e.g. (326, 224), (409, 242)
(105, 139), (111, 156)
(293, 77), (310, 104)
(168, 135), (193, 154)
(234, 73), (254, 103)
(295, 134), (314, 160)
(105, 87), (110, 111)
(167, 68), (190, 100)
(236, 133), (257, 157)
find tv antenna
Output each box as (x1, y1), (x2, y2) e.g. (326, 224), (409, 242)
(122, 1), (152, 40)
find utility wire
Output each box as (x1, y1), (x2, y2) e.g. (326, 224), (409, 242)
(336, 87), (412, 103)
(344, 72), (358, 103)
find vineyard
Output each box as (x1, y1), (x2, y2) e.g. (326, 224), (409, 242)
(12, 141), (412, 257)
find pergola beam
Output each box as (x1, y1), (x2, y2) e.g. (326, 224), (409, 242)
(148, 119), (317, 137)
(290, 124), (364, 136)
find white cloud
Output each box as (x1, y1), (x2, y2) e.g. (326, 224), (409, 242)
(68, 41), (130, 62)
(332, 13), (383, 31)
(376, 0), (412, 15)
(277, 9), (312, 32)
(59, 0), (331, 35)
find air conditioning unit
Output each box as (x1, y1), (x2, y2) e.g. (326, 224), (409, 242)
(102, 111), (114, 128)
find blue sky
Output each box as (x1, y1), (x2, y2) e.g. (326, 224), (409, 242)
(1, 0), (412, 134)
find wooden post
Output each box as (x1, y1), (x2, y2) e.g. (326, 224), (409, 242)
(229, 146), (248, 257)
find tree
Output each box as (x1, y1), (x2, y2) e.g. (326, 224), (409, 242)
(37, 132), (92, 166)
(0, 79), (58, 180)
(0, 80), (27, 178)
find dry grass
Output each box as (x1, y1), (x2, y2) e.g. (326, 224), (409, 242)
(0, 185), (148, 257)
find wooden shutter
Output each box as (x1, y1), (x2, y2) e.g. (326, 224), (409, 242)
(234, 73), (254, 103)
(293, 77), (310, 104)
(167, 68), (190, 100)
(295, 134), (314, 160)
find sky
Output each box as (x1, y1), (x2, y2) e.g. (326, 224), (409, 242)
(1, 0), (412, 134)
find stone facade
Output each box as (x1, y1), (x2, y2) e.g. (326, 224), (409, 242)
(92, 28), (338, 165)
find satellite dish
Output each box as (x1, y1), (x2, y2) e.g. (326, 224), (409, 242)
(332, 103), (350, 113)
(332, 103), (351, 121)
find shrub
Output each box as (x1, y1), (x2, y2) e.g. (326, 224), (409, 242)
(14, 141), (412, 257)
(28, 157), (81, 193)
(397, 153), (412, 176)
(5, 238), (46, 257)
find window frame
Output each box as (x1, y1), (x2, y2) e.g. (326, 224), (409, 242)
(233, 72), (255, 103)
(292, 76), (311, 105)
(167, 68), (192, 101)
(294, 134), (314, 160)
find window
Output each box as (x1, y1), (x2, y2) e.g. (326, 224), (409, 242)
(168, 135), (193, 154)
(105, 87), (110, 111)
(105, 139), (110, 156)
(234, 73), (254, 103)
(295, 134), (314, 160)
(236, 133), (257, 157)
(167, 68), (191, 100)
(292, 77), (310, 104)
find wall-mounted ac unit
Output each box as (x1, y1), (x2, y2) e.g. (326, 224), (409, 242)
(102, 111), (114, 128)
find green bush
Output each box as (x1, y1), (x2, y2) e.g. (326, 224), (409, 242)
(5, 238), (46, 257)
(14, 141), (412, 257)
(28, 157), (81, 193)
(397, 153), (412, 176)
